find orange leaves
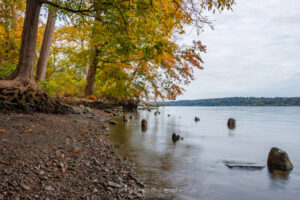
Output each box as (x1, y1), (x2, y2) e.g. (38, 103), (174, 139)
(69, 151), (80, 156)
(0, 129), (6, 133)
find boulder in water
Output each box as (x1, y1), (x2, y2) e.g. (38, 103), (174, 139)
(141, 119), (147, 131)
(267, 147), (293, 171)
(123, 116), (128, 122)
(154, 111), (160, 115)
(227, 118), (236, 129)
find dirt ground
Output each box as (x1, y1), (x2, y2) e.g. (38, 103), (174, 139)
(0, 107), (145, 199)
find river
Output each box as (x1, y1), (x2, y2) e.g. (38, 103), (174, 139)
(109, 106), (300, 200)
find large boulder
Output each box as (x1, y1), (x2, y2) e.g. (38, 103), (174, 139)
(267, 147), (293, 171)
(227, 118), (236, 129)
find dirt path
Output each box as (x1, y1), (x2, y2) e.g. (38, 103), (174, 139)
(0, 108), (144, 199)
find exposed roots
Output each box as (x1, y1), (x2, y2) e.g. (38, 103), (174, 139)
(0, 81), (73, 114)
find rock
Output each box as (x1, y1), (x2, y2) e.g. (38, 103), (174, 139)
(172, 133), (180, 143)
(83, 107), (93, 114)
(129, 116), (133, 119)
(20, 184), (31, 191)
(123, 116), (128, 122)
(109, 121), (118, 125)
(141, 119), (147, 131)
(267, 147), (293, 171)
(37, 170), (45, 175)
(93, 188), (99, 193)
(194, 117), (200, 122)
(3, 169), (12, 175)
(154, 111), (160, 115)
(107, 181), (121, 188)
(44, 185), (54, 191)
(167, 114), (170, 117)
(227, 118), (236, 129)
(104, 109), (112, 114)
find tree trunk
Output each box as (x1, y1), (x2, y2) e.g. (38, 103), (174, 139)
(36, 8), (56, 81)
(84, 49), (100, 97)
(0, 0), (72, 113)
(14, 0), (42, 82)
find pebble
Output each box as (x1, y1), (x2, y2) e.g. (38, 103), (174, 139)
(44, 186), (54, 191)
(107, 181), (121, 188)
(93, 188), (99, 193)
(20, 184), (31, 191)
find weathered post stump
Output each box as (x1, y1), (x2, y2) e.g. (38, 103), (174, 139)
(267, 147), (293, 171)
(141, 119), (147, 131)
(172, 133), (180, 143)
(227, 118), (236, 129)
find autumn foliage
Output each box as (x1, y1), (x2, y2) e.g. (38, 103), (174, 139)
(0, 0), (235, 106)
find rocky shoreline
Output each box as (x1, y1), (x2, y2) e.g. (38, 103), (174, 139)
(0, 107), (145, 199)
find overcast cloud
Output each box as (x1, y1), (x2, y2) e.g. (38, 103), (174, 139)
(178, 0), (300, 100)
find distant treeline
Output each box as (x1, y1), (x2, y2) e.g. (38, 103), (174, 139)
(162, 97), (300, 106)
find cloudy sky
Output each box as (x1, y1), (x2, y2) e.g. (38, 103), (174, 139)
(178, 0), (300, 100)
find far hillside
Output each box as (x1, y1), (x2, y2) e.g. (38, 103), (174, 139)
(163, 97), (300, 106)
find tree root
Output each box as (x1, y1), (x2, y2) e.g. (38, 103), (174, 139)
(0, 87), (73, 114)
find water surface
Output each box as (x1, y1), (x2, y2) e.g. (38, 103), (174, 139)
(110, 107), (300, 200)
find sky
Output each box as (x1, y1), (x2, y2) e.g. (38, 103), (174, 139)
(177, 0), (300, 100)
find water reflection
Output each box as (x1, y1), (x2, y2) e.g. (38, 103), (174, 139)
(110, 107), (300, 200)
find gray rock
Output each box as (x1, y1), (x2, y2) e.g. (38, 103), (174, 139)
(267, 147), (293, 171)
(227, 118), (236, 129)
(83, 107), (93, 114)
(37, 170), (45, 175)
(93, 188), (99, 193)
(107, 181), (121, 188)
(44, 185), (54, 191)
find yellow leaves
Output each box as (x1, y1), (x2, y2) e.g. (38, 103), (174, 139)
(0, 129), (6, 133)
(23, 128), (32, 133)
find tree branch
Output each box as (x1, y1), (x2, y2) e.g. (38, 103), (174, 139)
(41, 0), (94, 14)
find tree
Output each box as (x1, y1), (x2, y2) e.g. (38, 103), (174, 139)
(36, 7), (56, 81)
(0, 0), (235, 112)
(0, 0), (25, 79)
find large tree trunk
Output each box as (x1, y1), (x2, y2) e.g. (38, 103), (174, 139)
(84, 49), (100, 97)
(0, 0), (71, 113)
(15, 0), (42, 82)
(36, 8), (56, 81)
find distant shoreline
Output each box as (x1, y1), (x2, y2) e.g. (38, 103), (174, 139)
(161, 97), (300, 106)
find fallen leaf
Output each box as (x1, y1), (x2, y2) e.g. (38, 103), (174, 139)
(60, 153), (65, 158)
(69, 152), (79, 156)
(0, 129), (6, 133)
(4, 161), (11, 165)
